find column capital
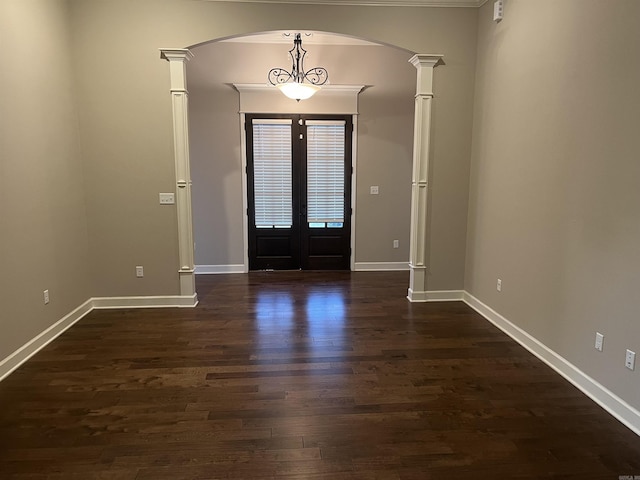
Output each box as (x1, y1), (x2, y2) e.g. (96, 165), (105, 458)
(409, 54), (443, 96)
(160, 49), (194, 93)
(409, 54), (444, 70)
(160, 49), (194, 62)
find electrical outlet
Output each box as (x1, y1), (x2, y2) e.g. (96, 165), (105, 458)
(136, 266), (144, 278)
(496, 279), (502, 292)
(625, 349), (636, 370)
(393, 240), (399, 249)
(595, 332), (604, 352)
(43, 289), (50, 305)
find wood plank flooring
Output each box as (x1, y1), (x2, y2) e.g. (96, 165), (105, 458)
(0, 271), (639, 479)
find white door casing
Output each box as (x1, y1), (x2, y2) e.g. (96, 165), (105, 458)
(234, 84), (364, 272)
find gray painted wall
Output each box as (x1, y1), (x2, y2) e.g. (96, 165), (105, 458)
(0, 0), (90, 360)
(466, 0), (640, 409)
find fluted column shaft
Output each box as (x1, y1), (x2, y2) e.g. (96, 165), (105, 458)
(160, 49), (197, 301)
(407, 54), (442, 302)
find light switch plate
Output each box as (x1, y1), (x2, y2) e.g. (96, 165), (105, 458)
(595, 332), (604, 352)
(625, 349), (636, 370)
(159, 193), (175, 205)
(493, 0), (504, 22)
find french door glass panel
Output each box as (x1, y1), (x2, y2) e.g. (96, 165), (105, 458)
(252, 119), (293, 228)
(306, 120), (346, 228)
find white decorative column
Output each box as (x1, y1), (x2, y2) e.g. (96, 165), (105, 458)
(160, 49), (197, 304)
(407, 54), (443, 302)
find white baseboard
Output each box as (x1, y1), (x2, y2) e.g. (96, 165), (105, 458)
(0, 299), (94, 382)
(354, 262), (409, 271)
(0, 294), (198, 382)
(195, 264), (246, 274)
(91, 294), (199, 309)
(463, 291), (640, 437)
(407, 289), (465, 302)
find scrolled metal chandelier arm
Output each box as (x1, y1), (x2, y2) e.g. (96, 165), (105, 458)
(268, 67), (294, 85)
(268, 66), (328, 86)
(302, 67), (328, 85)
(268, 33), (328, 95)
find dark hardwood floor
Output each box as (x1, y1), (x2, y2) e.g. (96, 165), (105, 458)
(1, 271), (639, 479)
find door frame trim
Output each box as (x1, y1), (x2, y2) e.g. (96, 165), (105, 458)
(240, 112), (250, 272)
(349, 115), (358, 271)
(235, 83), (364, 272)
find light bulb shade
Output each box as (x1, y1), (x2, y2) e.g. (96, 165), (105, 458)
(277, 82), (321, 100)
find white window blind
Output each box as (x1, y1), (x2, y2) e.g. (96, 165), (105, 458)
(252, 119), (293, 228)
(306, 120), (346, 224)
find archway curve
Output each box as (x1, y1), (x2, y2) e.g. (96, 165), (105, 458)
(186, 30), (416, 56)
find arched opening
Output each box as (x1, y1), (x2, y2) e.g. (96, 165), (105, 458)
(161, 31), (441, 302)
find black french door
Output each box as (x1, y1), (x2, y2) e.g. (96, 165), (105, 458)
(246, 114), (352, 270)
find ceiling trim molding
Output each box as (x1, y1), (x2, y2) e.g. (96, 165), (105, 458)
(199, 0), (489, 7)
(233, 84), (365, 114)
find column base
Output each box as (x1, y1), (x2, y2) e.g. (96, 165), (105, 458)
(179, 268), (197, 300)
(407, 288), (429, 302)
(407, 264), (428, 302)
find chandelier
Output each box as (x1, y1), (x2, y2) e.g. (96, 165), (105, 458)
(268, 33), (328, 101)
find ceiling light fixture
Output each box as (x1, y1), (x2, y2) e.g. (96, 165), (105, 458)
(268, 33), (328, 101)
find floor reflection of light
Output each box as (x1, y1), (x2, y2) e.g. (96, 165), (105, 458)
(255, 292), (294, 330)
(252, 288), (349, 362)
(305, 289), (346, 340)
(252, 291), (296, 363)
